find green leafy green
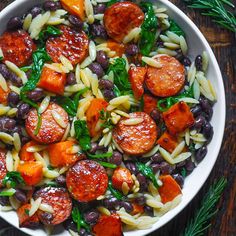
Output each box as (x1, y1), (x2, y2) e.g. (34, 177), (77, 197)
(97, 161), (117, 169)
(167, 19), (185, 36)
(38, 26), (62, 48)
(0, 56), (3, 61)
(46, 181), (59, 187)
(72, 206), (90, 232)
(181, 168), (187, 178)
(107, 58), (132, 96)
(181, 177), (227, 236)
(20, 65), (32, 72)
(0, 189), (16, 197)
(99, 109), (113, 130)
(139, 2), (158, 56)
(157, 86), (194, 112)
(74, 120), (91, 151)
(136, 162), (159, 188)
(87, 152), (113, 159)
(24, 209), (30, 216)
(2, 171), (25, 188)
(108, 181), (124, 200)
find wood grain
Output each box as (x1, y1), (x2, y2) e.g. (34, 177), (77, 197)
(0, 0), (235, 235)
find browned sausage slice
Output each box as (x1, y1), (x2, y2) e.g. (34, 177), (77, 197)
(103, 2), (144, 42)
(34, 187), (72, 225)
(46, 25), (89, 65)
(66, 160), (108, 202)
(112, 112), (158, 155)
(0, 149), (7, 187)
(0, 30), (36, 67)
(145, 55), (185, 97)
(25, 102), (69, 144)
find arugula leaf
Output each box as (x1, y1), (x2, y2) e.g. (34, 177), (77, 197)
(108, 181), (124, 200)
(157, 85), (194, 112)
(97, 161), (117, 169)
(38, 26), (62, 48)
(72, 206), (90, 232)
(107, 58), (132, 95)
(167, 19), (185, 37)
(2, 171), (25, 188)
(87, 152), (113, 159)
(20, 48), (51, 108)
(74, 120), (91, 151)
(0, 189), (16, 197)
(136, 162), (159, 188)
(139, 2), (158, 56)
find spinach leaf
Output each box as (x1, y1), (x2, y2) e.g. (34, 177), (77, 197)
(0, 56), (3, 61)
(107, 58), (132, 95)
(38, 26), (62, 48)
(87, 152), (113, 159)
(108, 181), (124, 200)
(73, 87), (90, 108)
(97, 161), (117, 169)
(20, 65), (32, 72)
(74, 120), (91, 151)
(99, 109), (113, 130)
(157, 86), (194, 112)
(139, 2), (158, 56)
(2, 171), (25, 188)
(136, 162), (159, 188)
(72, 206), (90, 232)
(20, 48), (51, 108)
(0, 189), (16, 197)
(181, 168), (187, 178)
(168, 19), (185, 37)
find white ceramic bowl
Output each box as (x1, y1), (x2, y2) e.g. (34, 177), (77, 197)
(0, 0), (226, 235)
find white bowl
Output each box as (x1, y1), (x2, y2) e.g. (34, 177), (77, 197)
(0, 0), (226, 235)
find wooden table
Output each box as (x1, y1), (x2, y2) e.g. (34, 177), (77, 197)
(0, 0), (235, 235)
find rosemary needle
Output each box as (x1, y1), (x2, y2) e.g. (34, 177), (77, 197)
(181, 177), (227, 236)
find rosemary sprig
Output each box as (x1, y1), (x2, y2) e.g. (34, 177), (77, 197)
(181, 177), (227, 236)
(183, 0), (236, 32)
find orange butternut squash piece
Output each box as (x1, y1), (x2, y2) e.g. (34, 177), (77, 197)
(60, 0), (85, 20)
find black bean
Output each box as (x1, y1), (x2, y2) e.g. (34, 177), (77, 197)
(193, 115), (206, 130)
(21, 136), (30, 145)
(103, 197), (119, 210)
(11, 126), (22, 136)
(109, 151), (122, 166)
(43, 1), (61, 11)
(151, 153), (163, 164)
(96, 51), (109, 70)
(90, 24), (108, 39)
(0, 64), (22, 86)
(14, 189), (27, 203)
(202, 122), (213, 142)
(125, 44), (139, 56)
(191, 105), (202, 117)
(199, 97), (213, 121)
(135, 196), (146, 205)
(176, 160), (186, 169)
(150, 163), (160, 174)
(195, 146), (208, 163)
(175, 49), (184, 61)
(156, 41), (164, 48)
(89, 62), (104, 78)
(27, 88), (44, 102)
(40, 212), (53, 225)
(182, 57), (191, 67)
(79, 228), (89, 236)
(94, 4), (106, 14)
(0, 117), (16, 132)
(144, 206), (154, 217)
(185, 159), (195, 173)
(120, 202), (133, 213)
(159, 162), (175, 175)
(7, 92), (19, 107)
(84, 210), (100, 224)
(172, 174), (184, 188)
(7, 17), (22, 30)
(64, 219), (77, 231)
(17, 103), (30, 120)
(30, 6), (42, 18)
(0, 64), (10, 78)
(150, 109), (161, 123)
(136, 173), (147, 192)
(89, 142), (99, 154)
(55, 175), (66, 185)
(103, 89), (115, 101)
(98, 79), (114, 90)
(68, 15), (84, 30)
(0, 196), (9, 206)
(66, 72), (76, 85)
(195, 55), (203, 71)
(125, 162), (138, 175)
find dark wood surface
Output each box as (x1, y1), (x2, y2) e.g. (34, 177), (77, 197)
(0, 0), (235, 235)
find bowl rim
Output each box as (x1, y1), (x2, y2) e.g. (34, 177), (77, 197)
(0, 0), (226, 236)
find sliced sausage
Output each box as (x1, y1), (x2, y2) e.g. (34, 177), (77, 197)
(66, 160), (108, 202)
(34, 187), (72, 225)
(25, 102), (69, 144)
(92, 214), (122, 236)
(0, 30), (36, 67)
(46, 25), (89, 65)
(145, 55), (185, 97)
(0, 149), (7, 187)
(112, 112), (158, 155)
(104, 2), (144, 42)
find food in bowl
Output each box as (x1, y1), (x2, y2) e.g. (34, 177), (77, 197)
(0, 0), (217, 235)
